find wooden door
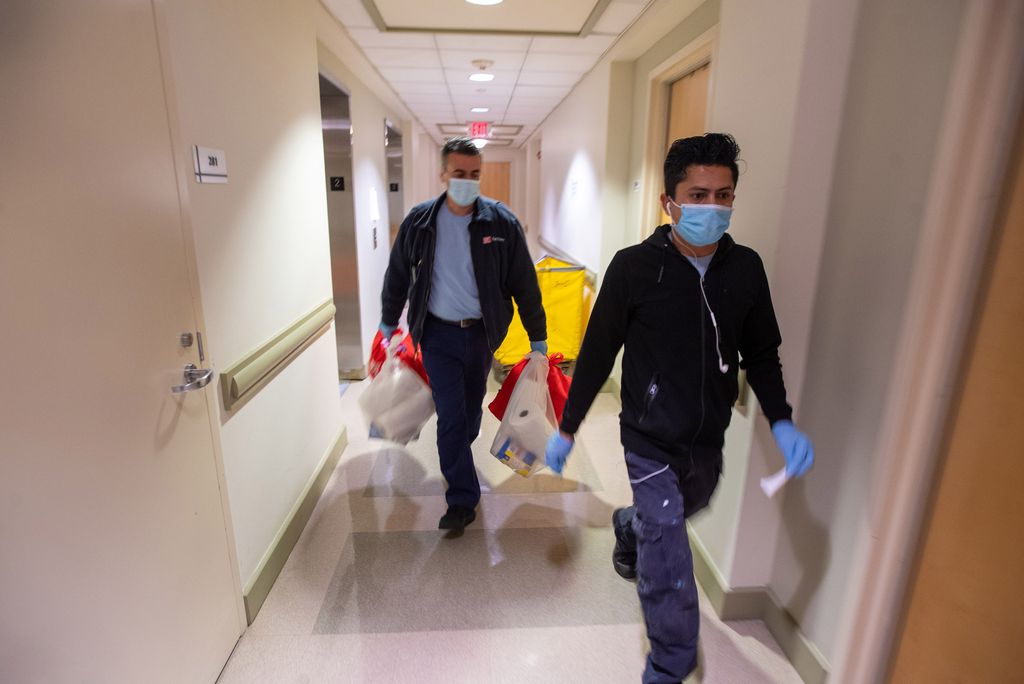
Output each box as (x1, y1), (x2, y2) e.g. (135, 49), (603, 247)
(481, 161), (512, 208)
(662, 63), (710, 223)
(0, 2), (244, 682)
(667, 63), (710, 144)
(887, 113), (1024, 683)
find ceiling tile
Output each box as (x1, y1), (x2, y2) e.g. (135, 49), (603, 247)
(528, 34), (616, 54)
(371, 0), (595, 34)
(438, 49), (527, 71)
(515, 70), (585, 87)
(506, 98), (565, 110)
(511, 84), (569, 98)
(362, 48), (443, 68)
(444, 68), (520, 85)
(322, 0), (377, 29)
(447, 83), (515, 97)
(378, 67), (446, 83)
(389, 82), (452, 94)
(435, 34), (533, 51)
(591, 1), (644, 34)
(408, 105), (458, 115)
(346, 28), (437, 48)
(522, 51), (597, 72)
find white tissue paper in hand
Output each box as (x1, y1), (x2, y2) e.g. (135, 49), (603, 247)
(760, 467), (790, 498)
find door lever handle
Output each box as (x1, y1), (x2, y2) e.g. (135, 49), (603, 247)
(171, 363), (215, 394)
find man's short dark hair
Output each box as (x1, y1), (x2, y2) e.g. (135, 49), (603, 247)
(664, 133), (740, 197)
(441, 136), (481, 170)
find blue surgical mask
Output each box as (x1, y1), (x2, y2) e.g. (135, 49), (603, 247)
(666, 200), (733, 247)
(447, 178), (480, 207)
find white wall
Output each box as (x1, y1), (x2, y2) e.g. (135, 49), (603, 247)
(404, 126), (441, 211)
(159, 0), (343, 586)
(537, 60), (612, 273)
(527, 0), (969, 669)
(317, 24), (402, 364)
(768, 0), (965, 661)
(692, 0), (816, 591)
(481, 146), (528, 224)
(158, 0), (432, 587)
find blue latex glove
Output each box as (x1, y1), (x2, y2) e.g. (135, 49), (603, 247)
(379, 322), (398, 340)
(545, 431), (574, 475)
(771, 420), (815, 477)
(530, 339), (548, 355)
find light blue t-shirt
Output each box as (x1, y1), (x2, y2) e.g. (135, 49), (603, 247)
(428, 203), (482, 321)
(685, 252), (715, 279)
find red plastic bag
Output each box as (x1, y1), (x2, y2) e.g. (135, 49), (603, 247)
(489, 352), (571, 423)
(368, 329), (430, 386)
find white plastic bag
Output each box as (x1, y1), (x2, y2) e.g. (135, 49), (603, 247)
(490, 352), (557, 477)
(359, 351), (435, 445)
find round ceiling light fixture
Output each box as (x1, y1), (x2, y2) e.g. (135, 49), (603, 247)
(472, 138), (489, 148)
(469, 58), (495, 83)
(466, 0), (503, 5)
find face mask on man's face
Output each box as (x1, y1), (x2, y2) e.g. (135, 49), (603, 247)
(665, 199), (733, 247)
(447, 178), (480, 207)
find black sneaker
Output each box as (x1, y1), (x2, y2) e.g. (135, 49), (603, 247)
(438, 505), (476, 532)
(612, 506), (637, 580)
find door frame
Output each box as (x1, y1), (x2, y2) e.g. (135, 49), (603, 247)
(832, 2), (1024, 680)
(638, 27), (718, 240)
(152, 0), (248, 633)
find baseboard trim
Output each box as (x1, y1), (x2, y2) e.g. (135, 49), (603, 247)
(690, 532), (830, 684)
(242, 426), (348, 624)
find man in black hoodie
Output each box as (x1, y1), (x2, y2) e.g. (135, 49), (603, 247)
(544, 133), (814, 683)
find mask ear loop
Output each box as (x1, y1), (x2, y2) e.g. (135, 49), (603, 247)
(698, 280), (730, 374)
(669, 201), (730, 374)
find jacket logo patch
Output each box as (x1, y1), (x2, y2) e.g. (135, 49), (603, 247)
(482, 236), (505, 244)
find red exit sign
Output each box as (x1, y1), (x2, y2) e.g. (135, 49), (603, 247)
(469, 121), (489, 138)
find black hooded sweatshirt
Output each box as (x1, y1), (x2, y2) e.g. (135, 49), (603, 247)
(559, 226), (792, 470)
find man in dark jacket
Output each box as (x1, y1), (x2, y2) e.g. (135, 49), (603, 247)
(380, 137), (547, 532)
(544, 133), (814, 683)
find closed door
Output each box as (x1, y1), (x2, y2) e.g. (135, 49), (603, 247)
(481, 161), (512, 208)
(887, 114), (1024, 682)
(667, 63), (710, 144)
(662, 63), (710, 223)
(0, 2), (243, 682)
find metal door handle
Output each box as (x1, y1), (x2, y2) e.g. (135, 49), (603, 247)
(171, 363), (215, 394)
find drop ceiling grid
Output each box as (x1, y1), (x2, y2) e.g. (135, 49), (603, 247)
(330, 0), (650, 146)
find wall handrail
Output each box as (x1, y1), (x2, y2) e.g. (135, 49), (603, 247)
(220, 299), (336, 411)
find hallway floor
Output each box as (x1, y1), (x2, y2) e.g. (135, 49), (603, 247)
(219, 381), (803, 683)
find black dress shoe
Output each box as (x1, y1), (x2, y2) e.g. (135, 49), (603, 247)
(438, 505), (476, 531)
(612, 506), (637, 580)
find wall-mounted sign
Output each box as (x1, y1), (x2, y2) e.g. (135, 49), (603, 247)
(389, 183), (399, 192)
(330, 176), (345, 191)
(193, 146), (227, 184)
(469, 121), (489, 138)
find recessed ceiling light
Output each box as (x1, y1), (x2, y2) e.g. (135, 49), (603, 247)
(471, 107), (490, 113)
(469, 73), (494, 82)
(472, 138), (489, 148)
(466, 0), (503, 5)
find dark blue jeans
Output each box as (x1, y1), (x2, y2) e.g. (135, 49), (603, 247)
(625, 449), (721, 683)
(419, 315), (492, 509)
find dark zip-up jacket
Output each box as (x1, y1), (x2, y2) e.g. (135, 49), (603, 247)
(560, 226), (792, 469)
(381, 193), (546, 353)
